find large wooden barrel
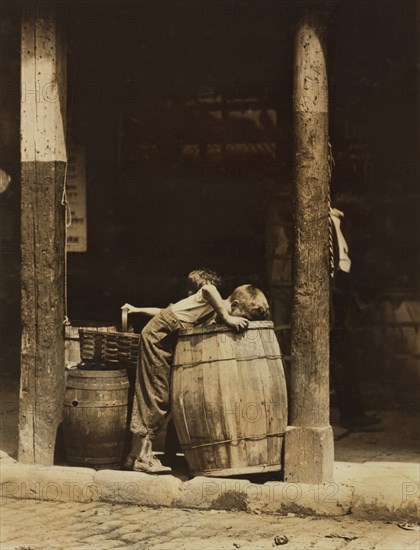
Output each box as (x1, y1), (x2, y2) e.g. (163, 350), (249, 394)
(172, 321), (288, 477)
(63, 368), (129, 469)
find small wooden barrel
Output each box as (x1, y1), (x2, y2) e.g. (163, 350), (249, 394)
(172, 321), (288, 477)
(63, 368), (130, 469)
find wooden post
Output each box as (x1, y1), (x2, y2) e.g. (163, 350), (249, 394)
(19, 6), (67, 464)
(284, 8), (334, 482)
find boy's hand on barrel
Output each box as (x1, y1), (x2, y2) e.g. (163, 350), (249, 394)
(225, 315), (249, 332)
(201, 284), (250, 332)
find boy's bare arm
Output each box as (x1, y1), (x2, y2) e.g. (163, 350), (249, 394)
(121, 304), (162, 316)
(201, 285), (249, 332)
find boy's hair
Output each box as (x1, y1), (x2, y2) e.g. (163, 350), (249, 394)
(187, 269), (223, 292)
(229, 284), (270, 321)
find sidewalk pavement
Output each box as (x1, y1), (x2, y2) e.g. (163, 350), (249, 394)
(3, 499), (420, 550)
(1, 377), (419, 522)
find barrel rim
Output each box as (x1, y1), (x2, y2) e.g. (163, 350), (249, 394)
(67, 369), (128, 378)
(178, 320), (274, 336)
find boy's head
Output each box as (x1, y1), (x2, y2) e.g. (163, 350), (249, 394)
(187, 268), (223, 294)
(228, 285), (270, 321)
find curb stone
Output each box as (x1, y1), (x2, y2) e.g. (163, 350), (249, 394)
(94, 469), (182, 507)
(0, 462), (97, 503)
(1, 457), (418, 522)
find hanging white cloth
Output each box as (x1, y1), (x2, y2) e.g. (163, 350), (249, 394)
(330, 208), (352, 273)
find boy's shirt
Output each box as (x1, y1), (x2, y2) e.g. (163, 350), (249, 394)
(171, 287), (215, 327)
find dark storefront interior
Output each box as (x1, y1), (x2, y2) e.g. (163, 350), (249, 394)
(64, 1), (419, 410)
(66, 1), (417, 310)
(0, 0), (418, 413)
(66, 1), (292, 319)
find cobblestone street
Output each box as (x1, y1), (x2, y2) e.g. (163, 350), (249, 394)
(1, 499), (418, 550)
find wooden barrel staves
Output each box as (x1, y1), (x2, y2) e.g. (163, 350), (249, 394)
(172, 321), (288, 477)
(63, 368), (130, 469)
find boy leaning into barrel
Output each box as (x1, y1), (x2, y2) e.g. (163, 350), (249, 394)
(122, 268), (223, 322)
(122, 274), (270, 474)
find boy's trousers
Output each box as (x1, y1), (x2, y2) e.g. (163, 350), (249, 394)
(130, 306), (181, 439)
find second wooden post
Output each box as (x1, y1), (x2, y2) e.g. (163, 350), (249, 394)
(284, 9), (334, 483)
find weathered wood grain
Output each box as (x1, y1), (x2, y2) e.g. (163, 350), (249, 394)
(18, 7), (67, 465)
(172, 322), (287, 477)
(284, 9), (334, 483)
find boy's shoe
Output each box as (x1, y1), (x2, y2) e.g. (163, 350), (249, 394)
(132, 455), (172, 474)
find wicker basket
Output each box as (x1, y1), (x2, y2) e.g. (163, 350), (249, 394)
(79, 328), (139, 368)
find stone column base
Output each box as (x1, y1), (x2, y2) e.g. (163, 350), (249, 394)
(284, 425), (334, 483)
